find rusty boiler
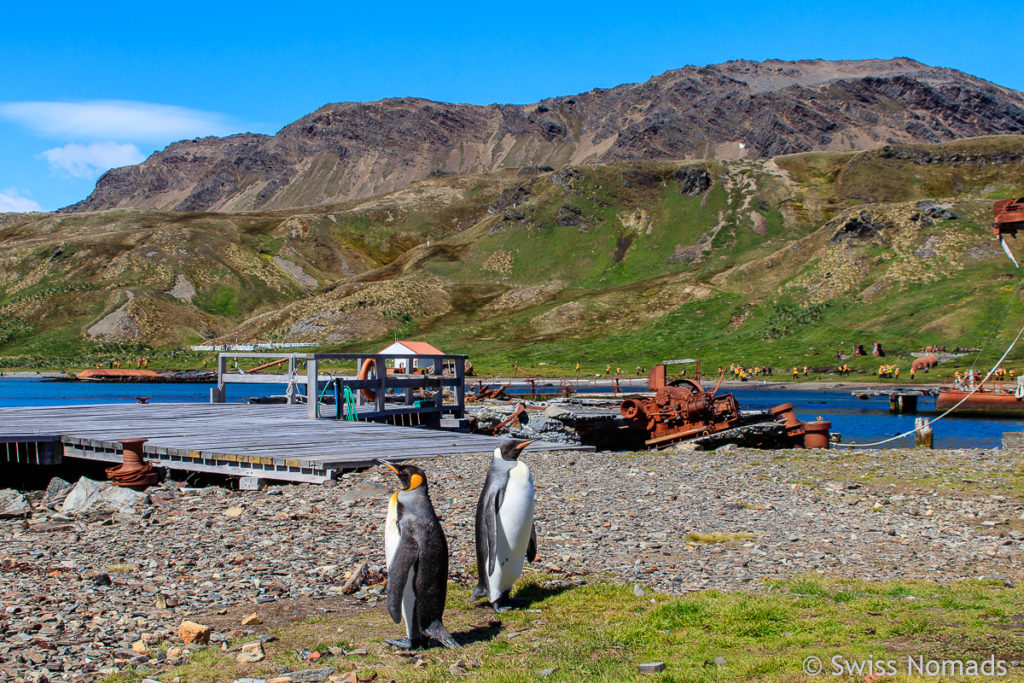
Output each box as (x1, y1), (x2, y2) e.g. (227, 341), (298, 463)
(620, 365), (831, 450)
(620, 364), (743, 448)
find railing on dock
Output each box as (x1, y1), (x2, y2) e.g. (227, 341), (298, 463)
(213, 352), (467, 426)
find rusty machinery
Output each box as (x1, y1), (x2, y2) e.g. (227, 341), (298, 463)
(620, 364), (831, 449)
(470, 382), (512, 401)
(994, 197), (1024, 267)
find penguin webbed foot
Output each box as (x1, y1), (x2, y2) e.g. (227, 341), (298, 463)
(383, 637), (421, 650)
(470, 585), (488, 602)
(424, 620), (461, 649)
(492, 592), (527, 613)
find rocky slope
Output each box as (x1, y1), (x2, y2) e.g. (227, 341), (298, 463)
(64, 58), (1024, 213)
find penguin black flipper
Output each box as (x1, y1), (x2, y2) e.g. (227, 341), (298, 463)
(485, 470), (509, 576)
(476, 467), (509, 578)
(387, 537), (419, 624)
(473, 471), (494, 587)
(526, 521), (537, 563)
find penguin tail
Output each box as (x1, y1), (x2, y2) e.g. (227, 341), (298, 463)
(424, 620), (460, 649)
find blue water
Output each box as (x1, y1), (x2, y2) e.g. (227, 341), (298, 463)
(0, 378), (284, 406)
(727, 387), (1024, 450)
(1, 378), (1020, 449)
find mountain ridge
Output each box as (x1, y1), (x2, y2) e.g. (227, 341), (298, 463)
(62, 58), (1024, 214)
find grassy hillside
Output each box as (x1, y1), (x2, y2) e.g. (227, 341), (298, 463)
(4, 138), (1024, 375)
(0, 172), (515, 362)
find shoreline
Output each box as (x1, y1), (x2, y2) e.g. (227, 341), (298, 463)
(0, 373), (949, 392)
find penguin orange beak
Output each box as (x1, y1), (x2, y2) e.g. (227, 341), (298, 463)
(515, 439), (536, 451)
(377, 459), (399, 474)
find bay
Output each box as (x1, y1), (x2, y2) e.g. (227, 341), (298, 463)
(1, 377), (1019, 450)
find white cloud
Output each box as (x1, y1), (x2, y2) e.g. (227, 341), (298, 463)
(42, 141), (146, 179)
(0, 188), (43, 213)
(0, 100), (239, 143)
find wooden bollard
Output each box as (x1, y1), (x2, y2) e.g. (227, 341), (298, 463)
(914, 417), (933, 449)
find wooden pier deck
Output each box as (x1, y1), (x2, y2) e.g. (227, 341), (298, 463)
(0, 403), (592, 483)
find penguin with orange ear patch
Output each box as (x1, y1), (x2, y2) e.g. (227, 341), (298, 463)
(379, 460), (459, 649)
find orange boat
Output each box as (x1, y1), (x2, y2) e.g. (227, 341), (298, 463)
(935, 373), (1024, 416)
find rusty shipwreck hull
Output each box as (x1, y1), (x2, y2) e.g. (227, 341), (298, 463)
(935, 388), (1024, 416)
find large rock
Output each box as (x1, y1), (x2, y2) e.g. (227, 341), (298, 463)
(0, 489), (30, 519)
(61, 477), (149, 519)
(42, 477), (73, 507)
(178, 621), (211, 645)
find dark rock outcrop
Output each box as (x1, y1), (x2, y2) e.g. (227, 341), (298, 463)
(675, 167), (713, 196)
(555, 205), (586, 228)
(63, 58), (1024, 213)
(830, 211), (887, 242)
(915, 200), (960, 221)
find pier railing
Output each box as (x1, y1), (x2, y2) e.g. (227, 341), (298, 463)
(213, 352), (467, 426)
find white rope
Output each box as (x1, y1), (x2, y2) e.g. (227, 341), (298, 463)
(835, 319), (1024, 448)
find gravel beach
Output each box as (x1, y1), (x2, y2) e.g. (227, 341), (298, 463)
(1, 445), (1022, 681)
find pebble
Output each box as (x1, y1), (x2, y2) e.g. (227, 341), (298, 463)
(0, 446), (1021, 680)
(638, 662), (667, 673)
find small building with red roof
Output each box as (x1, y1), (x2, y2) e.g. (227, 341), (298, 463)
(377, 340), (445, 372)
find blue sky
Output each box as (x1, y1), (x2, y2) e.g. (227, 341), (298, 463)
(2, 1), (1022, 212)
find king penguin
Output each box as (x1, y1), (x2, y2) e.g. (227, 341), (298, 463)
(380, 461), (459, 649)
(471, 439), (537, 612)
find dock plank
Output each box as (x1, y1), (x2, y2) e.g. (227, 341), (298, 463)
(0, 402), (591, 482)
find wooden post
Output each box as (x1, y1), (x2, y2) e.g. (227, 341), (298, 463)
(306, 356), (319, 420)
(376, 355), (386, 416)
(914, 417), (933, 449)
(404, 355), (414, 407)
(335, 380), (342, 420)
(455, 355), (465, 418)
(286, 355), (297, 405)
(213, 354), (229, 403)
(433, 356), (443, 411)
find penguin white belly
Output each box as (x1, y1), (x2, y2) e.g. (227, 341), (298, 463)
(488, 462), (534, 600)
(400, 565), (416, 639)
(384, 493), (399, 568)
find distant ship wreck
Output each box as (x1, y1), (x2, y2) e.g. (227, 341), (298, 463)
(72, 369), (216, 383)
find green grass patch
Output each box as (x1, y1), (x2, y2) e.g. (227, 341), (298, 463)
(118, 575), (1024, 682)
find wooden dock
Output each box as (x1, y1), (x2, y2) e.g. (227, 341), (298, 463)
(851, 388), (938, 413)
(0, 403), (591, 483)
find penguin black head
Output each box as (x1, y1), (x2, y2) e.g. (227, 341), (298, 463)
(379, 460), (428, 492)
(496, 439), (536, 461)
